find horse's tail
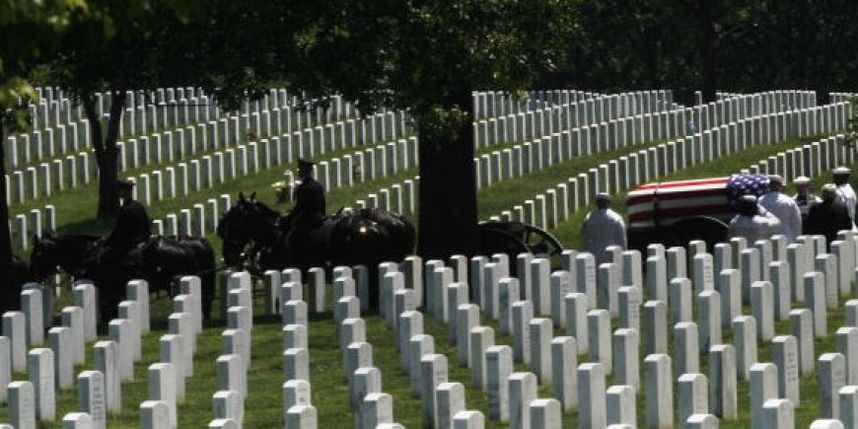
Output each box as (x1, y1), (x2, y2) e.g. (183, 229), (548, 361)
(189, 236), (216, 321)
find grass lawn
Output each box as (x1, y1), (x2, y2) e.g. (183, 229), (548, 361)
(5, 131), (856, 427)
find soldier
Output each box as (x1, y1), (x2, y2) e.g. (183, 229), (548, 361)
(102, 179), (151, 263)
(833, 166), (857, 226)
(759, 174), (802, 242)
(581, 193), (626, 264)
(728, 195), (780, 243)
(792, 176), (821, 231)
(806, 184), (854, 248)
(282, 159), (326, 249)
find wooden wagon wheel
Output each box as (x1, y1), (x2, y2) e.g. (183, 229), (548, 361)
(520, 223), (565, 268)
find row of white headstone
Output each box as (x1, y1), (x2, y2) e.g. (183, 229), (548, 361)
(473, 89), (602, 120)
(4, 94), (406, 207)
(8, 203), (56, 251)
(7, 87), (360, 165)
(472, 90), (676, 151)
(124, 132), (417, 208)
(489, 102), (852, 229)
(473, 102), (687, 191)
(0, 278), (144, 428)
(346, 227), (858, 427)
(12, 84), (600, 174)
(2, 88), (657, 202)
(746, 134), (856, 182)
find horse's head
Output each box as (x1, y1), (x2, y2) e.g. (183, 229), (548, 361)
(30, 232), (100, 280)
(217, 192), (278, 268)
(29, 232), (62, 280)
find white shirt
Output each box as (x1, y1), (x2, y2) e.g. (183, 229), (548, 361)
(728, 210), (780, 244)
(581, 208), (627, 263)
(837, 183), (857, 221)
(759, 191), (802, 242)
(793, 193), (822, 217)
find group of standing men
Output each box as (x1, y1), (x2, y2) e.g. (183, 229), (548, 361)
(580, 167), (858, 263)
(728, 167), (857, 245)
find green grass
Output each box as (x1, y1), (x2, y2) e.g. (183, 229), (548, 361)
(10, 127), (858, 427)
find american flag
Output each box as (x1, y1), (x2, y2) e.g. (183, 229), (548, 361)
(627, 174), (769, 228)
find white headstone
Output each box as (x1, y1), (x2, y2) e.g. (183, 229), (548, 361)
(709, 344), (738, 419)
(61, 306), (85, 365)
(508, 372), (537, 429)
(139, 400), (170, 429)
(612, 329), (639, 392)
(772, 335), (800, 405)
(212, 390), (243, 426)
(564, 293), (588, 355)
(436, 382), (466, 429)
(819, 353), (846, 419)
(8, 381), (36, 429)
(217, 354), (246, 398)
(606, 385), (635, 426)
(645, 354), (673, 428)
(147, 363), (177, 428)
(678, 373), (708, 427)
(77, 371), (106, 429)
(48, 327), (73, 390)
(486, 345), (513, 422)
(28, 348), (55, 421)
(577, 363), (606, 429)
(3, 311), (27, 372)
(790, 309), (816, 375)
(551, 336), (577, 412)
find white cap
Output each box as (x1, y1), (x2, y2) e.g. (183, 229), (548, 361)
(595, 193), (610, 202)
(793, 176), (811, 185)
(767, 174), (784, 185)
(834, 166), (851, 175)
(740, 195), (758, 204)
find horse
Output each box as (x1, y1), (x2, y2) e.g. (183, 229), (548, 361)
(217, 192), (416, 307)
(30, 231), (216, 323)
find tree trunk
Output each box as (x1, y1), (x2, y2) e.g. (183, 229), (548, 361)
(95, 147), (120, 219)
(416, 90), (480, 260)
(0, 116), (17, 309)
(84, 91), (127, 220)
(699, 0), (717, 103)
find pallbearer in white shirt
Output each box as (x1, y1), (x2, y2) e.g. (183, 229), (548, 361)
(834, 166), (857, 228)
(581, 193), (627, 264)
(759, 174), (802, 242)
(728, 195), (780, 243)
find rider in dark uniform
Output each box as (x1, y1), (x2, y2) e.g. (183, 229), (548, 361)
(102, 179), (151, 263)
(282, 159), (326, 250)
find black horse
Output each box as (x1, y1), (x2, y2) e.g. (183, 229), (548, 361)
(29, 232), (216, 322)
(217, 192), (416, 306)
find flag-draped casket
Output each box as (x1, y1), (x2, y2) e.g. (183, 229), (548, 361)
(625, 174), (769, 250)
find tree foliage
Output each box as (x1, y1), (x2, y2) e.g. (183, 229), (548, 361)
(43, 0), (204, 219)
(0, 0), (86, 294)
(546, 0), (858, 104)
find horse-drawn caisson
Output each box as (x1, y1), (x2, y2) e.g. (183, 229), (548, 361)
(24, 159), (565, 318)
(217, 193), (565, 307)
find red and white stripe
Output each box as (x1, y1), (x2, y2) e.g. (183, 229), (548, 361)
(627, 177), (732, 228)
